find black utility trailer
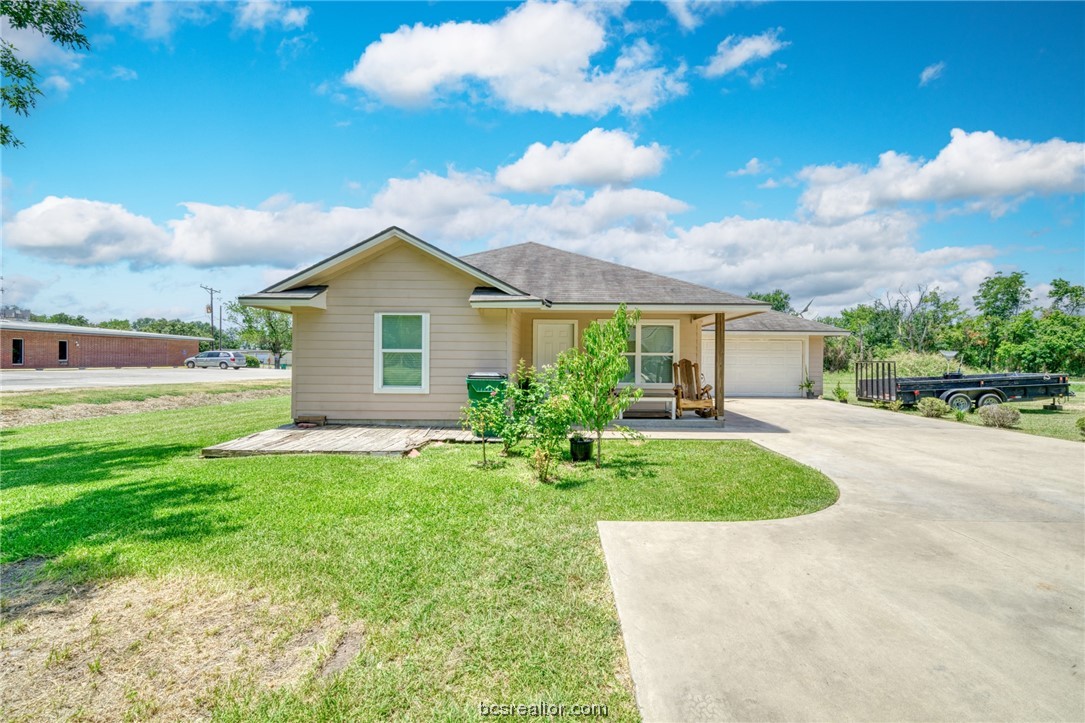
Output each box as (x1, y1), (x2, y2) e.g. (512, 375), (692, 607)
(855, 361), (1075, 412)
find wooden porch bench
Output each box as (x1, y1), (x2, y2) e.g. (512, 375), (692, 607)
(618, 390), (676, 420)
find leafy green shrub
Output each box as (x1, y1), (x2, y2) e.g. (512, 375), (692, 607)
(888, 399), (904, 412)
(1076, 416), (1085, 438)
(978, 404), (1021, 428)
(527, 365), (574, 482)
(954, 409), (967, 422)
(558, 304), (643, 467)
(832, 382), (849, 402)
(917, 397), (951, 418)
(889, 351), (978, 378)
(245, 356), (260, 368)
(459, 394), (504, 467)
(497, 361), (541, 456)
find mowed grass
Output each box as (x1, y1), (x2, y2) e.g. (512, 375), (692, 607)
(1, 397), (838, 720)
(824, 371), (1085, 442)
(0, 379), (290, 410)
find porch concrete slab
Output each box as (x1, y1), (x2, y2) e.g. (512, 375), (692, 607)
(600, 399), (1084, 722)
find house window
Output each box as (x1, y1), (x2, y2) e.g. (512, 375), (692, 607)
(58, 340), (68, 364)
(620, 322), (679, 386)
(374, 313), (429, 393)
(12, 338), (23, 365)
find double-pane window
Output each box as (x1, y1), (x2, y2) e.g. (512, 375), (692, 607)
(620, 322), (678, 386)
(376, 313), (428, 392)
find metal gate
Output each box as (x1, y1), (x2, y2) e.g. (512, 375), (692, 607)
(855, 361), (897, 401)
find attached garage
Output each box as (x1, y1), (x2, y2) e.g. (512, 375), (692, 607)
(702, 311), (850, 398)
(703, 337), (805, 397)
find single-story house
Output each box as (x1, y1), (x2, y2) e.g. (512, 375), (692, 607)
(240, 227), (847, 425)
(0, 319), (210, 370)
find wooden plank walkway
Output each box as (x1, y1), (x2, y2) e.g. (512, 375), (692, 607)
(202, 424), (480, 458)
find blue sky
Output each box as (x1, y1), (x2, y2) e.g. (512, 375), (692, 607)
(3, 0), (1083, 323)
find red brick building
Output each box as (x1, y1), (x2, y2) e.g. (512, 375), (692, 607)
(0, 320), (210, 370)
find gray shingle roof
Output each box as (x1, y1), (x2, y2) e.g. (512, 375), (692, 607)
(706, 311), (848, 334)
(462, 242), (764, 306)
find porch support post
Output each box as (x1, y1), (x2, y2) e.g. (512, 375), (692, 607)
(714, 312), (725, 422)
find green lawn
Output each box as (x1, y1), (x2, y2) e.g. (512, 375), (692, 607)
(0, 379), (290, 410)
(824, 371), (1085, 442)
(1, 398), (838, 721)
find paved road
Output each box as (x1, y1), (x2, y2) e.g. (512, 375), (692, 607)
(600, 399), (1085, 722)
(1, 367), (291, 391)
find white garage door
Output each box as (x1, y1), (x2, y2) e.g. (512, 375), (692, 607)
(701, 335), (804, 397)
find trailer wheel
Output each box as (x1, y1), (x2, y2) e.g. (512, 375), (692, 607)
(947, 393), (972, 413)
(977, 393), (1002, 407)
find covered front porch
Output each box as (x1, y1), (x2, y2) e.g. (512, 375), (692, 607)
(503, 308), (740, 425)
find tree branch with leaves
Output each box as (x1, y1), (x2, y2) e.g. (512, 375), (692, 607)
(1, 0), (89, 147)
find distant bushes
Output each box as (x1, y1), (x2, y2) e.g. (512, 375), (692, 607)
(917, 397), (951, 418)
(890, 352), (976, 378)
(978, 405), (1021, 428)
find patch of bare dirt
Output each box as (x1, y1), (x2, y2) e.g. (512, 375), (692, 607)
(0, 389), (287, 429)
(0, 560), (364, 721)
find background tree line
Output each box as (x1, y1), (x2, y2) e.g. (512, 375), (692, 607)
(754, 272), (1085, 375)
(18, 301), (292, 355)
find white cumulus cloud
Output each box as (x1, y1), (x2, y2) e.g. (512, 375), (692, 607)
(234, 1), (310, 32)
(496, 128), (667, 192)
(0, 18), (83, 68)
(110, 65), (139, 81)
(799, 129), (1085, 222)
(342, 1), (687, 115)
(919, 61), (945, 87)
(664, 0), (724, 31)
(13, 127), (1073, 316)
(728, 157), (768, 176)
(93, 2), (213, 41)
(4, 196), (170, 267)
(703, 28), (788, 78)
(1, 274), (48, 306)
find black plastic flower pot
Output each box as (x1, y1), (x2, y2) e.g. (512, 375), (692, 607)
(569, 437), (593, 462)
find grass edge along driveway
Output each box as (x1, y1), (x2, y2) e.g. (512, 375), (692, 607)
(1, 397), (837, 721)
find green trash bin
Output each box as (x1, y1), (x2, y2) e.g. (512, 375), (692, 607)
(466, 372), (508, 436)
(466, 372), (508, 404)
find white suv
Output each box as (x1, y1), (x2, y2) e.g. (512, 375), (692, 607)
(185, 351), (247, 369)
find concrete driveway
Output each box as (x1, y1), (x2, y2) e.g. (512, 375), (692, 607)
(1, 367), (291, 391)
(600, 399), (1084, 722)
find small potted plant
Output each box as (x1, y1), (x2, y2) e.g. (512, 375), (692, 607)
(798, 377), (815, 399)
(569, 433), (593, 462)
(832, 381), (849, 404)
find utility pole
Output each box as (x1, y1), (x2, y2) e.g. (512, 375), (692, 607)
(201, 284), (220, 350)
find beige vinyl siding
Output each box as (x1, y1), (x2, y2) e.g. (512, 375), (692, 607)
(507, 310), (523, 371)
(292, 240), (508, 423)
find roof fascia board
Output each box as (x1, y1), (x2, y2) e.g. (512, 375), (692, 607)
(469, 299), (548, 309)
(239, 294), (327, 312)
(706, 329), (852, 337)
(538, 303), (772, 313)
(265, 227), (527, 297)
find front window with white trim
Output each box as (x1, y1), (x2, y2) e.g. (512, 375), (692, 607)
(375, 313), (429, 393)
(620, 321), (679, 386)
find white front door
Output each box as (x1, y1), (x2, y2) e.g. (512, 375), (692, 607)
(534, 321), (577, 368)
